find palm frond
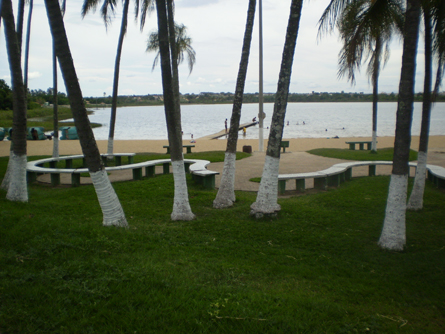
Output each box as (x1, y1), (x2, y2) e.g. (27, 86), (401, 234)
(139, 0), (155, 31)
(318, 0), (354, 39)
(81, 0), (102, 18)
(101, 0), (117, 28)
(337, 0), (403, 86)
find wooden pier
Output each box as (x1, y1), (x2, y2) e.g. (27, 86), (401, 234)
(203, 122), (258, 140)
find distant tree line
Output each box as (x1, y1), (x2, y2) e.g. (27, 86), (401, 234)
(0, 79), (70, 110)
(2, 78), (445, 112)
(86, 91), (445, 106)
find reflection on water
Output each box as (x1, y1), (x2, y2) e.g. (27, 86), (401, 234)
(64, 102), (445, 140)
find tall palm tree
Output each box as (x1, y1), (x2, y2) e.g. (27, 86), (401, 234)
(213, 0), (256, 209)
(45, 0), (128, 227)
(336, 0), (404, 152)
(250, 0), (304, 218)
(146, 22), (196, 74)
(155, 0), (194, 220)
(82, 0), (154, 159)
(408, 0), (445, 210)
(1, 0), (28, 202)
(378, 0), (421, 251)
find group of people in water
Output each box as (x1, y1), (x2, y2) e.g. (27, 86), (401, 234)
(222, 118), (345, 138)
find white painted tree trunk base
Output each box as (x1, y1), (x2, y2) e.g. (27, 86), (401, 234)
(407, 151), (427, 210)
(213, 152), (236, 209)
(52, 137), (59, 158)
(250, 155), (281, 218)
(372, 130), (377, 152)
(0, 150), (13, 191)
(378, 174), (408, 251)
(90, 170), (128, 228)
(6, 153), (28, 202)
(171, 160), (195, 221)
(107, 138), (114, 160)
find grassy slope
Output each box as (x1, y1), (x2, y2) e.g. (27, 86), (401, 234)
(0, 155), (444, 333)
(0, 107), (100, 131)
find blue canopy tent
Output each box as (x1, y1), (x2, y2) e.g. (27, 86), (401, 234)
(27, 127), (47, 140)
(60, 126), (79, 140)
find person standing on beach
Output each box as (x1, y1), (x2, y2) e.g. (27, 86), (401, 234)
(225, 119), (228, 133)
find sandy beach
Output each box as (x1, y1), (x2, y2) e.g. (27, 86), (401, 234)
(1, 135), (445, 157)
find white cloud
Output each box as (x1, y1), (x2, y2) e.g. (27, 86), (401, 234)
(27, 72), (42, 79)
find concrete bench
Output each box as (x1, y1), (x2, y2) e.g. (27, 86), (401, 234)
(27, 156), (219, 189)
(280, 141), (290, 153)
(188, 160), (219, 190)
(278, 161), (423, 194)
(101, 153), (135, 166)
(427, 164), (445, 189)
(345, 141), (374, 150)
(163, 145), (195, 154)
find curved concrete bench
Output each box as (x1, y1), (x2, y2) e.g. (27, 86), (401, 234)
(278, 160), (445, 194)
(27, 155), (219, 189)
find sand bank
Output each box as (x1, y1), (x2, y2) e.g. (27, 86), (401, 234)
(1, 135), (444, 157)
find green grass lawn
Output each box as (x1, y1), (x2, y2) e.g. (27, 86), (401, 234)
(0, 107), (100, 131)
(0, 154), (444, 333)
(307, 147), (418, 161)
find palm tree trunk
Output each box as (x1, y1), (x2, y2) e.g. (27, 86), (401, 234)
(16, 0), (25, 48)
(23, 0), (33, 93)
(44, 0), (128, 227)
(250, 0), (303, 218)
(52, 39), (59, 158)
(0, 150), (12, 191)
(407, 8), (433, 210)
(214, 0), (256, 209)
(107, 0), (130, 158)
(378, 0), (421, 251)
(2, 0), (28, 202)
(371, 37), (381, 153)
(155, 0), (194, 220)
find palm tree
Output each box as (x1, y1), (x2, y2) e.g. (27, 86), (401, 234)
(82, 0), (154, 159)
(155, 0), (194, 220)
(213, 0), (256, 209)
(1, 0), (29, 202)
(45, 0), (128, 227)
(407, 0), (445, 210)
(336, 0), (404, 152)
(378, 0), (421, 251)
(146, 22), (196, 74)
(250, 0), (304, 218)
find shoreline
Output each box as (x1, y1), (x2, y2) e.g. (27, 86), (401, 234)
(1, 135), (444, 157)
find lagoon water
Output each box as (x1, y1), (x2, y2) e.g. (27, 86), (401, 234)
(75, 102), (445, 141)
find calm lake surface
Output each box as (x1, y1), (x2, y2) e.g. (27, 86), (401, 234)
(76, 102), (445, 140)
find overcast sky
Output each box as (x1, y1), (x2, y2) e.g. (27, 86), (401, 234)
(1, 0), (429, 98)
